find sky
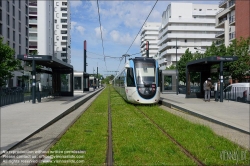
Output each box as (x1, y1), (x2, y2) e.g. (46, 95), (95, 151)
(70, 0), (220, 78)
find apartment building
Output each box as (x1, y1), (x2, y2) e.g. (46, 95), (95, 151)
(215, 0), (235, 47)
(54, 0), (71, 63)
(215, 0), (250, 45)
(140, 22), (161, 58)
(0, 0), (29, 87)
(29, 0), (54, 56)
(158, 2), (221, 70)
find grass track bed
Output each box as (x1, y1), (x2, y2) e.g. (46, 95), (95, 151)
(40, 88), (109, 166)
(138, 105), (250, 165)
(110, 87), (195, 165)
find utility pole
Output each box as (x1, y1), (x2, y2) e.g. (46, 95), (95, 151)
(176, 37), (178, 95)
(83, 40), (87, 92)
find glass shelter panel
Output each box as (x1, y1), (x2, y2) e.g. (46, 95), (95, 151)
(60, 74), (71, 92)
(74, 77), (82, 90)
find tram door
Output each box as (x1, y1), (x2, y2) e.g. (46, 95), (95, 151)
(158, 69), (162, 92)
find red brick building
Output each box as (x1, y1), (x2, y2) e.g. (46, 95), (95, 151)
(235, 0), (250, 39)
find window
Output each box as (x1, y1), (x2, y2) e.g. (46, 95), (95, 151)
(19, 11), (21, 20)
(19, 34), (21, 44)
(26, 38), (28, 47)
(19, 22), (21, 32)
(185, 39), (187, 43)
(25, 17), (28, 25)
(13, 30), (15, 41)
(7, 14), (9, 25)
(13, 43), (15, 50)
(7, 28), (10, 38)
(26, 28), (28, 36)
(25, 6), (28, 15)
(54, 19), (57, 23)
(13, 18), (15, 28)
(19, 46), (21, 54)
(13, 5), (15, 16)
(0, 9), (2, 21)
(7, 1), (10, 12)
(62, 36), (67, 40)
(62, 25), (67, 28)
(62, 13), (67, 17)
(0, 0), (2, 7)
(199, 9), (202, 11)
(19, 0), (21, 8)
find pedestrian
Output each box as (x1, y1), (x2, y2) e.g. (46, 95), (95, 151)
(204, 78), (213, 102)
(203, 79), (207, 100)
(217, 80), (220, 99)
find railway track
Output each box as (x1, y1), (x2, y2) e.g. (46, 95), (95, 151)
(106, 86), (113, 166)
(134, 106), (205, 166)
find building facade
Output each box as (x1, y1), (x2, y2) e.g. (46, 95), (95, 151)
(140, 22), (160, 58)
(0, 0), (29, 87)
(235, 0), (250, 39)
(54, 0), (71, 63)
(158, 2), (221, 70)
(215, 0), (235, 47)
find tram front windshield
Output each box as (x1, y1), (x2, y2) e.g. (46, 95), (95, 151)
(134, 61), (156, 86)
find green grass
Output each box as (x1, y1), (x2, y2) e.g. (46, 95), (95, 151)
(39, 88), (109, 166)
(39, 86), (250, 165)
(110, 87), (195, 165)
(138, 105), (250, 165)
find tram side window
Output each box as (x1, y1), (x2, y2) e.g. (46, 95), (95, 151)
(127, 68), (135, 87)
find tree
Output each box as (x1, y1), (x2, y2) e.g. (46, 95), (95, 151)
(0, 37), (22, 87)
(165, 64), (176, 70)
(177, 48), (193, 84)
(226, 37), (250, 82)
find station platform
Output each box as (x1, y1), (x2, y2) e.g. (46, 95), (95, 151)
(0, 88), (102, 154)
(160, 93), (250, 134)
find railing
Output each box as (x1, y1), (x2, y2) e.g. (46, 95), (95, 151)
(229, 0), (235, 7)
(29, 11), (37, 15)
(229, 32), (235, 40)
(0, 87), (53, 107)
(29, 20), (37, 24)
(219, 17), (227, 24)
(29, 2), (37, 6)
(215, 31), (224, 37)
(219, 0), (227, 7)
(229, 15), (235, 24)
(215, 39), (224, 45)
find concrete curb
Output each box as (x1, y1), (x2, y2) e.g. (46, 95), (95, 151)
(159, 99), (250, 135)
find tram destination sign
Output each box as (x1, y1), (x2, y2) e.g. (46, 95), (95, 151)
(214, 56), (238, 61)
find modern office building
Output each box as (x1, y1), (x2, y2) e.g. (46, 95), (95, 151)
(54, 0), (71, 63)
(216, 0), (249, 41)
(140, 22), (161, 58)
(158, 2), (221, 70)
(0, 0), (29, 87)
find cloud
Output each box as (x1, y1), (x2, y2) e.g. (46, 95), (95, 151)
(95, 26), (107, 39)
(71, 21), (85, 36)
(110, 30), (120, 42)
(76, 26), (85, 35)
(70, 0), (82, 8)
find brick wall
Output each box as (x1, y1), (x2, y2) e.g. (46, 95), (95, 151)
(236, 0), (250, 39)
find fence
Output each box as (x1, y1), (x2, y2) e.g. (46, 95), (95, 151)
(0, 86), (53, 107)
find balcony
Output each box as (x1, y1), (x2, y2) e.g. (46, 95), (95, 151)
(219, 0), (227, 8)
(61, 8), (67, 12)
(215, 39), (225, 46)
(229, 0), (235, 9)
(215, 31), (225, 38)
(29, 20), (37, 24)
(216, 17), (227, 28)
(29, 11), (37, 15)
(61, 19), (67, 24)
(29, 2), (37, 7)
(229, 31), (235, 40)
(29, 28), (37, 32)
(29, 36), (37, 40)
(229, 15), (235, 25)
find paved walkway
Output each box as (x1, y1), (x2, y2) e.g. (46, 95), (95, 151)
(160, 93), (250, 134)
(0, 89), (101, 154)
